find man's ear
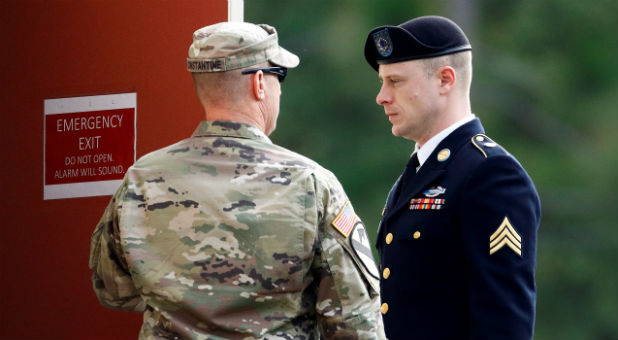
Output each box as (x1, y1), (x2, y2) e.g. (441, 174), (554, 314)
(438, 66), (456, 94)
(252, 71), (266, 100)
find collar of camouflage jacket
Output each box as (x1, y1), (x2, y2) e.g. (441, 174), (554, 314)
(192, 120), (272, 143)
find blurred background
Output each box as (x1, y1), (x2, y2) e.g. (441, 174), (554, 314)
(247, 1), (617, 339)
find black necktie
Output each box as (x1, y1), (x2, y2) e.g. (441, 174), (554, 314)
(408, 153), (420, 173)
(395, 153), (419, 205)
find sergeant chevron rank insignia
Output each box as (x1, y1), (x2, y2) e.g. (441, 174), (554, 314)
(489, 217), (522, 256)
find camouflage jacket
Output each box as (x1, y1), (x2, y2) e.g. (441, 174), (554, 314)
(89, 121), (385, 340)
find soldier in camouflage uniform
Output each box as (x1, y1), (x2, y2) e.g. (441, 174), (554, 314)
(89, 21), (385, 340)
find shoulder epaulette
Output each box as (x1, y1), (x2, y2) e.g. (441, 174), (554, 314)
(471, 134), (506, 158)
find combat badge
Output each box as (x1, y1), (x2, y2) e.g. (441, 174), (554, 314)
(489, 217), (522, 256)
(372, 28), (393, 57)
(423, 186), (446, 197)
(350, 221), (380, 279)
(332, 201), (357, 238)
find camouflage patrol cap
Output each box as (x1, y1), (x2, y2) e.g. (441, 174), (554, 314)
(364, 15), (471, 71)
(187, 21), (300, 72)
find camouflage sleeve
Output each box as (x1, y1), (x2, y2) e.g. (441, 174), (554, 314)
(311, 171), (386, 340)
(88, 181), (144, 312)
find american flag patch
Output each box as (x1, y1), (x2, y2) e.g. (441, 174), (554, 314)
(332, 201), (357, 238)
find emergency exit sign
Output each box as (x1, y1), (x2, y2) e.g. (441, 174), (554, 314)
(44, 93), (136, 200)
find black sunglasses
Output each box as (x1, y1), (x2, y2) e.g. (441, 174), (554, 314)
(241, 66), (287, 83)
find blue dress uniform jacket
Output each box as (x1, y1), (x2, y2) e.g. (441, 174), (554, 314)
(377, 118), (541, 340)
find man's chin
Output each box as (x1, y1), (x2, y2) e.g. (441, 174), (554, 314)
(391, 126), (416, 142)
(391, 126), (401, 137)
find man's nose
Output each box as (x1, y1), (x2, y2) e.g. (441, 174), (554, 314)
(376, 84), (392, 106)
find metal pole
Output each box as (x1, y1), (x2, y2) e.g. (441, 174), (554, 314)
(228, 0), (244, 22)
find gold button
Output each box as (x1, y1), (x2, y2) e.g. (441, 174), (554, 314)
(381, 302), (389, 314)
(385, 233), (393, 244)
(476, 135), (484, 142)
(413, 231), (421, 239)
(383, 267), (391, 279)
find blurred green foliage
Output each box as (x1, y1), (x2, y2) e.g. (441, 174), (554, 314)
(246, 1), (617, 339)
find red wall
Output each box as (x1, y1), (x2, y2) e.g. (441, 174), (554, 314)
(0, 1), (226, 338)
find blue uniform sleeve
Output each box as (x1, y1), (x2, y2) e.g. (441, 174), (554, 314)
(458, 154), (541, 339)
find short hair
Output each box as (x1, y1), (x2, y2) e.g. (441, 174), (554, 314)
(191, 62), (271, 106)
(191, 69), (245, 106)
(420, 51), (472, 94)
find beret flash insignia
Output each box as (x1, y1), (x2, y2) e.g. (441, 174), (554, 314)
(373, 28), (393, 57)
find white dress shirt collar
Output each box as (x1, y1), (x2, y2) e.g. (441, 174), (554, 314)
(414, 114), (475, 168)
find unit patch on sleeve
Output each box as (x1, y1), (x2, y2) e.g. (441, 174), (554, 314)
(489, 217), (522, 256)
(332, 201), (357, 238)
(350, 221), (380, 279)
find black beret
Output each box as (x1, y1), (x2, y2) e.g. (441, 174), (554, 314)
(364, 15), (471, 71)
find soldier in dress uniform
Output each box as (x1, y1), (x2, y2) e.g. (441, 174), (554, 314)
(363, 15), (541, 340)
(89, 21), (385, 340)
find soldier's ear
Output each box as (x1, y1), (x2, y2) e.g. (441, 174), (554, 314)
(252, 71), (266, 100)
(437, 66), (455, 94)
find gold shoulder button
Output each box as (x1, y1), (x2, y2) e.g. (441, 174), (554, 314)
(381, 302), (389, 314)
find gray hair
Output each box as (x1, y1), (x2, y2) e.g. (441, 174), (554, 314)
(191, 62), (271, 106)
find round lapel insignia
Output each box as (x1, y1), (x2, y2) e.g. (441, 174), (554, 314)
(475, 136), (484, 142)
(437, 148), (451, 162)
